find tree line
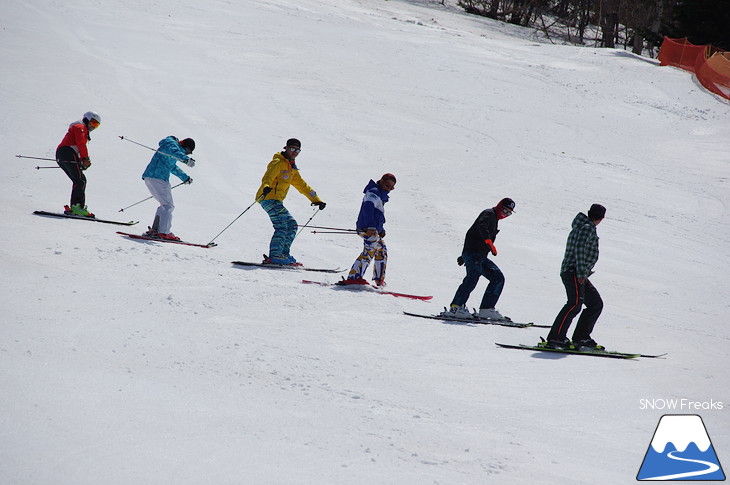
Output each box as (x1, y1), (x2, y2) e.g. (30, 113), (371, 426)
(456, 0), (730, 54)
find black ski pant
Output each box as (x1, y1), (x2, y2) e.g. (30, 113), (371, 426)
(56, 146), (86, 207)
(547, 269), (603, 342)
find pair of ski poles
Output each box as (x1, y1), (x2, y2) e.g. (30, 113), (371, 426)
(15, 154), (58, 170)
(304, 225), (357, 235)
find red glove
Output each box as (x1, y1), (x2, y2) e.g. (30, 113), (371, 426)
(485, 239), (497, 256)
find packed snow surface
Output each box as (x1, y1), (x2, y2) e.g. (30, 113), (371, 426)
(1, 0), (728, 484)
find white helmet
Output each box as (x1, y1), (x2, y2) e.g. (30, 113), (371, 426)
(83, 111), (101, 124)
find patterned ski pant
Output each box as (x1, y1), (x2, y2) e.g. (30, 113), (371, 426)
(347, 232), (387, 282)
(260, 199), (297, 258)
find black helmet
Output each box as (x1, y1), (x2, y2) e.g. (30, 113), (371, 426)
(180, 138), (195, 153)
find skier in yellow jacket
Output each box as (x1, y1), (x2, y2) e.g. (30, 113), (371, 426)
(256, 138), (326, 266)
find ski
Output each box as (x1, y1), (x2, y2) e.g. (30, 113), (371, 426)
(495, 342), (667, 359)
(117, 231), (217, 248)
(231, 261), (342, 273)
(403, 311), (542, 328)
(34, 210), (138, 226)
(302, 280), (433, 301)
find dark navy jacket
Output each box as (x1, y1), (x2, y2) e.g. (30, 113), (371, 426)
(356, 180), (389, 232)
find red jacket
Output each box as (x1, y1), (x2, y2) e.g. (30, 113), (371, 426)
(57, 122), (90, 159)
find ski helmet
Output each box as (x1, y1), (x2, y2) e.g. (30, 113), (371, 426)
(83, 111), (101, 124)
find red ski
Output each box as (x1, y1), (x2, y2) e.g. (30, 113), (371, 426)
(301, 279), (432, 301)
(116, 231), (217, 248)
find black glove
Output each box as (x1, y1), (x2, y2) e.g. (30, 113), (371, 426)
(312, 201), (326, 210)
(184, 177), (193, 184)
(262, 186), (272, 197)
(379, 230), (386, 238)
(80, 157), (92, 170)
(457, 256), (464, 266)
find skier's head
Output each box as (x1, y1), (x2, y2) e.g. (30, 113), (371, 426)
(377, 173), (397, 192)
(588, 203), (606, 222)
(83, 111), (101, 131)
(283, 138), (301, 159)
(180, 138), (196, 154)
(495, 198), (515, 219)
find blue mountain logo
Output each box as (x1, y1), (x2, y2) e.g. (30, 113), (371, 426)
(637, 414), (725, 481)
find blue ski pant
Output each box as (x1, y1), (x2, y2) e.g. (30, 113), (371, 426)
(450, 251), (505, 310)
(260, 199), (297, 258)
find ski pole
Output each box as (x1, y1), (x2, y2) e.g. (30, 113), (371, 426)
(35, 166), (61, 170)
(311, 230), (358, 235)
(16, 155), (56, 161)
(293, 207), (321, 241)
(118, 135), (189, 163)
(207, 194), (265, 246)
(298, 224), (356, 232)
(118, 182), (186, 212)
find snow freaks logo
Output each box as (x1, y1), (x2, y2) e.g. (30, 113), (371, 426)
(637, 415), (726, 481)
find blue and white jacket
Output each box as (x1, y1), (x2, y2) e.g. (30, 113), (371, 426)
(356, 180), (390, 232)
(142, 136), (191, 182)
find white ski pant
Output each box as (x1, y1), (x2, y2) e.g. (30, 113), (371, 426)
(144, 178), (175, 234)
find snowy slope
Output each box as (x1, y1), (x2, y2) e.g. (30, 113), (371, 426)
(1, 0), (728, 484)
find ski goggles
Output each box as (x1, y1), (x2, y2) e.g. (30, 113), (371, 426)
(88, 119), (101, 130)
(287, 146), (301, 154)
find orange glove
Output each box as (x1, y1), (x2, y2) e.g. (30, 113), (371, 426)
(485, 239), (497, 256)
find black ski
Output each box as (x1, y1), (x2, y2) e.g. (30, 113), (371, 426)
(34, 210), (138, 226)
(495, 342), (667, 359)
(231, 261), (342, 273)
(403, 311), (548, 328)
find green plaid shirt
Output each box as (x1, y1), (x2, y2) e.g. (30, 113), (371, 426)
(560, 212), (599, 278)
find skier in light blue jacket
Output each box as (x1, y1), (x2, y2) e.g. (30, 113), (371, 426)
(141, 136), (195, 241)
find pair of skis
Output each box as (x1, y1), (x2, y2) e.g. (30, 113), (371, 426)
(33, 210), (216, 247)
(404, 312), (665, 359)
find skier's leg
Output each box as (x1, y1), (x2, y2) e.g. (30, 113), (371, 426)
(347, 233), (377, 279)
(547, 270), (584, 341)
(145, 178), (175, 234)
(451, 252), (483, 307)
(478, 258), (505, 309)
(261, 200), (289, 258)
(56, 147), (86, 207)
(372, 238), (387, 285)
(571, 281), (603, 342)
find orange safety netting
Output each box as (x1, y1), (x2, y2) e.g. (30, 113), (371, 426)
(696, 52), (730, 99)
(658, 37), (730, 100)
(658, 37), (705, 72)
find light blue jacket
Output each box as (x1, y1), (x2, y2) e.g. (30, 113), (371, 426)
(142, 136), (190, 182)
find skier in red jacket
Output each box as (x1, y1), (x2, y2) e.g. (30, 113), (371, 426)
(56, 111), (101, 217)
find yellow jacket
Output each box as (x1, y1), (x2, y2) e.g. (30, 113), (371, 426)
(256, 152), (322, 203)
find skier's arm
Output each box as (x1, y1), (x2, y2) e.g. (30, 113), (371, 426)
(573, 225), (592, 280)
(291, 170), (321, 203)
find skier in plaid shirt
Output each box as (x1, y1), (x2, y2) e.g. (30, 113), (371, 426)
(544, 204), (606, 350)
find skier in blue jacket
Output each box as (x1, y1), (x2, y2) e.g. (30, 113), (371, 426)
(141, 136), (195, 241)
(339, 173), (396, 287)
